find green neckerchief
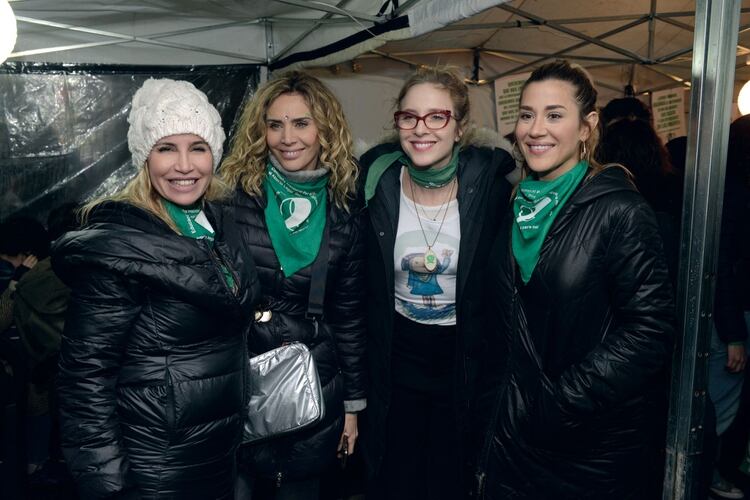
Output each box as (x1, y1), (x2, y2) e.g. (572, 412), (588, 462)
(264, 161), (328, 277)
(163, 199), (215, 242)
(364, 144), (460, 203)
(512, 161), (588, 284)
(163, 199), (235, 290)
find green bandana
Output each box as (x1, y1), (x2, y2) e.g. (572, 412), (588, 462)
(164, 199), (215, 242)
(512, 161), (588, 283)
(364, 145), (460, 203)
(264, 161), (328, 277)
(163, 199), (236, 290)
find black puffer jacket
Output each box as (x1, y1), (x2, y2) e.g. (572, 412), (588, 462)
(360, 142), (515, 484)
(227, 187), (366, 481)
(52, 201), (260, 499)
(480, 167), (675, 499)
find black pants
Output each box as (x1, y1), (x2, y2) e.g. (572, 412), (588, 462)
(236, 473), (320, 500)
(371, 315), (461, 500)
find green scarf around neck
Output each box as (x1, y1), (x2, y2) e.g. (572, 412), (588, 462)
(264, 160), (328, 277)
(163, 199), (236, 290)
(511, 161), (588, 283)
(163, 199), (215, 242)
(364, 144), (460, 203)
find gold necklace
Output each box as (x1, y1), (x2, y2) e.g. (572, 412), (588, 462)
(409, 176), (456, 272)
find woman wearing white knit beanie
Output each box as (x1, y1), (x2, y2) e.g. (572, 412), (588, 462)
(51, 78), (261, 499)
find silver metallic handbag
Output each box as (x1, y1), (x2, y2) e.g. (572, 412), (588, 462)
(242, 218), (330, 444)
(243, 341), (324, 444)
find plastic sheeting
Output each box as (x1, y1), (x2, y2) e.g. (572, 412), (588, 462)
(0, 62), (259, 223)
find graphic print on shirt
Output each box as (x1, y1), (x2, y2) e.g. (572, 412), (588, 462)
(395, 167), (460, 326)
(401, 249), (454, 302)
(395, 229), (459, 324)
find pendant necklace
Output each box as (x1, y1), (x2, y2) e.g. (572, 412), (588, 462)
(409, 174), (456, 272)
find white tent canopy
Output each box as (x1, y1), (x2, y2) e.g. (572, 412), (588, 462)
(10, 0), (750, 93)
(9, 0), (750, 141)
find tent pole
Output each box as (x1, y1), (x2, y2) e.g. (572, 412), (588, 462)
(662, 0), (740, 498)
(648, 0), (657, 60)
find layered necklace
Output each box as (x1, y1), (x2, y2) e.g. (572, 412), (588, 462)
(409, 174), (456, 272)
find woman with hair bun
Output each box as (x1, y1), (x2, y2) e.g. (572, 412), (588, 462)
(479, 60), (675, 499)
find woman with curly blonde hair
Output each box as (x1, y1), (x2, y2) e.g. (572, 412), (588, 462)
(222, 71), (366, 500)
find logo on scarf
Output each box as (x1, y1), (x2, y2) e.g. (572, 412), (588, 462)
(517, 196), (552, 223)
(280, 197), (314, 230)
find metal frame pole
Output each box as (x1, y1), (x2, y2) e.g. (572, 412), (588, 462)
(662, 0), (741, 498)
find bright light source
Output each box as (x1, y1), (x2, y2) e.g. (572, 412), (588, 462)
(739, 80), (750, 116)
(0, 0), (17, 63)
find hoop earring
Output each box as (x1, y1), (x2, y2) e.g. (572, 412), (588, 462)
(581, 141), (588, 159)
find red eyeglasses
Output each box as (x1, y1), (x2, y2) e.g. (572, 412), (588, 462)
(393, 110), (454, 130)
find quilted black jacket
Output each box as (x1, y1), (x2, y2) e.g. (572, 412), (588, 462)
(226, 186), (366, 481)
(52, 201), (260, 499)
(480, 166), (675, 499)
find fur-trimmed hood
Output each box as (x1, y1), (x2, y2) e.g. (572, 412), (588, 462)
(355, 126), (520, 183)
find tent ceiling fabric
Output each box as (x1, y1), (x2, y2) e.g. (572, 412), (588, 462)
(7, 0), (750, 100)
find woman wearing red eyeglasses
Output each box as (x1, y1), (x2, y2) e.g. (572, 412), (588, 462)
(359, 66), (515, 499)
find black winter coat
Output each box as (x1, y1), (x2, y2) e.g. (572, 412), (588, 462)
(480, 167), (675, 499)
(227, 187), (366, 481)
(52, 201), (260, 499)
(360, 142), (515, 481)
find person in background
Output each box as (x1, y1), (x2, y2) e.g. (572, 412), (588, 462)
(0, 204), (79, 484)
(359, 65), (515, 499)
(52, 79), (260, 499)
(221, 71), (366, 500)
(0, 217), (48, 296)
(480, 60), (675, 499)
(708, 115), (750, 500)
(598, 97), (683, 283)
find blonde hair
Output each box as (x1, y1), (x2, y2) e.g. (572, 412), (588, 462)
(220, 70), (358, 210)
(80, 165), (230, 231)
(396, 65), (474, 147)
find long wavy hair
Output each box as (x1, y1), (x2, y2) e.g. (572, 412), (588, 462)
(516, 60), (603, 181)
(80, 164), (230, 232)
(220, 71), (358, 210)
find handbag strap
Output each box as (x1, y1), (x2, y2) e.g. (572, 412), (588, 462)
(307, 217), (329, 320)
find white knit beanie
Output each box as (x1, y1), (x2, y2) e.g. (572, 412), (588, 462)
(127, 78), (226, 171)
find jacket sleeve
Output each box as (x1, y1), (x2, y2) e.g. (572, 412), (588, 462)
(326, 208), (367, 404)
(57, 266), (143, 498)
(554, 198), (675, 415)
(714, 183), (749, 344)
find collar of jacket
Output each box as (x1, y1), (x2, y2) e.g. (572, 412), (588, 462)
(88, 199), (226, 240)
(545, 164), (637, 243)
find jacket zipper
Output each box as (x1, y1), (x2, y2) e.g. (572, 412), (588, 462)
(207, 241), (240, 296)
(475, 285), (518, 499)
(165, 368), (176, 441)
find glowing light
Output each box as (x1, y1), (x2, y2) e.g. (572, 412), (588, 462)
(738, 80), (750, 116)
(0, 0), (17, 63)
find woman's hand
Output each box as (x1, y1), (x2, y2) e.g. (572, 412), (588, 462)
(22, 254), (39, 269)
(726, 344), (747, 373)
(337, 412), (358, 457)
